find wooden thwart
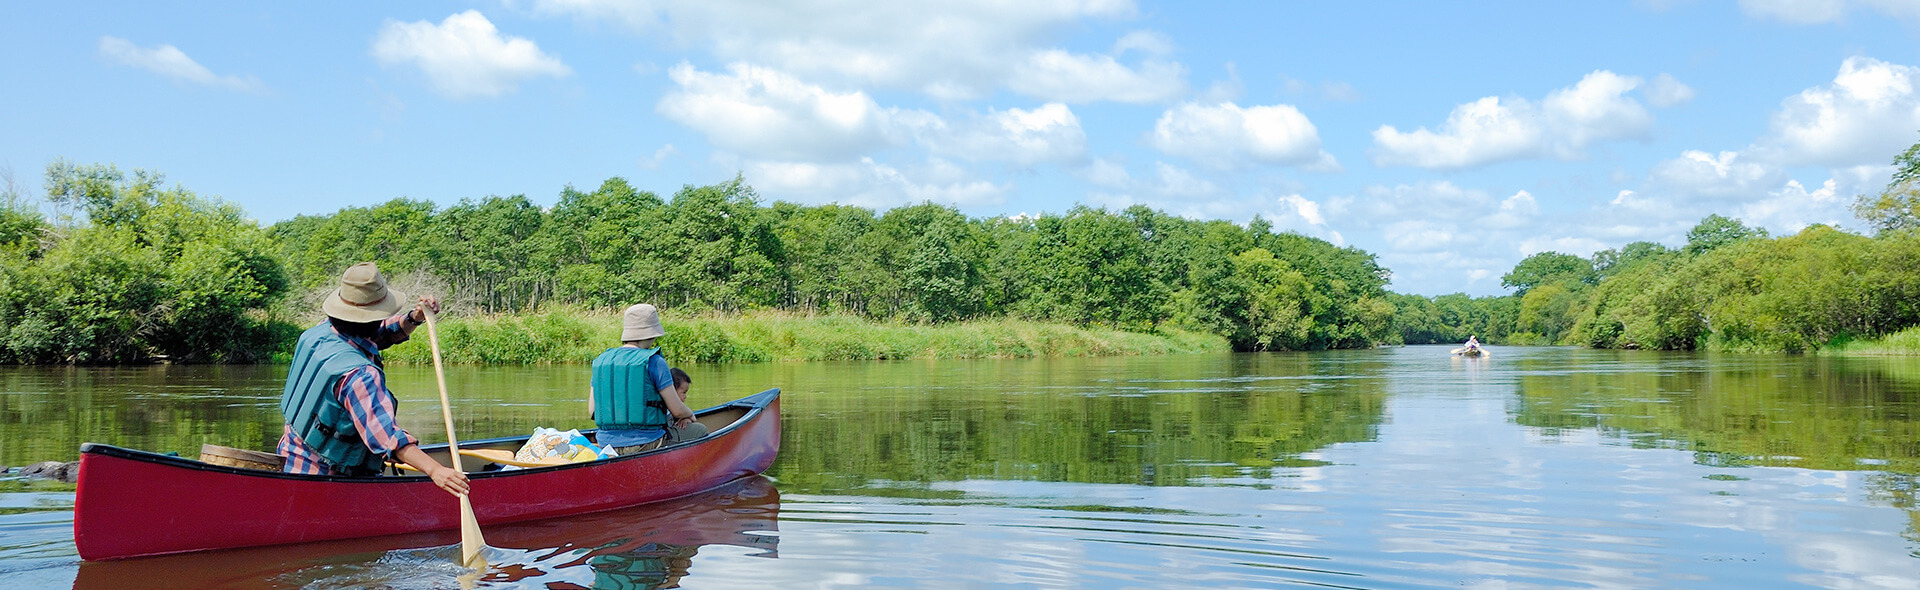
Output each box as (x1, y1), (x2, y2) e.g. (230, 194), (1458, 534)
(199, 444), (284, 471)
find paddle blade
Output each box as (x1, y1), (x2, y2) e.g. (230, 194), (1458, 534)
(458, 495), (486, 568)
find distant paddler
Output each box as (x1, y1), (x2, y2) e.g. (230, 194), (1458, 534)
(276, 262), (469, 498)
(1451, 335), (1487, 357)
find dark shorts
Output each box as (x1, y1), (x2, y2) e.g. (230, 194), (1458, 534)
(612, 422), (708, 455)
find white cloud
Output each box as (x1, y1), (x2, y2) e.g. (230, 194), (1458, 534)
(658, 62), (900, 162)
(371, 10), (571, 99)
(1148, 162), (1219, 198)
(660, 62), (1090, 167)
(1649, 150), (1783, 198)
(1198, 63), (1244, 103)
(1517, 235), (1608, 257)
(914, 104), (1088, 167)
(1005, 50), (1188, 103)
(1736, 178), (1851, 233)
(532, 0), (1158, 101)
(743, 157), (1007, 209)
(1112, 30), (1173, 56)
(1740, 0), (1920, 25)
(1647, 73), (1696, 107)
(1372, 96), (1542, 169)
(1148, 102), (1338, 170)
(1541, 70), (1655, 153)
(1276, 194), (1325, 226)
(97, 37), (263, 92)
(1282, 77), (1363, 102)
(1371, 70), (1654, 169)
(1740, 0), (1849, 23)
(638, 144), (679, 170)
(1082, 158), (1133, 189)
(1756, 56), (1920, 167)
(1482, 190), (1539, 229)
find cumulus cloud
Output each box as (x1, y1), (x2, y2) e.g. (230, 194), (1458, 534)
(913, 104), (1088, 166)
(1008, 51), (1187, 103)
(1736, 178), (1851, 232)
(531, 0), (1178, 102)
(97, 37), (263, 92)
(1329, 182), (1543, 241)
(1738, 0), (1920, 24)
(659, 62), (1089, 166)
(1649, 150), (1784, 199)
(1482, 190), (1539, 229)
(1647, 73), (1696, 107)
(371, 10), (571, 99)
(1148, 102), (1338, 170)
(1371, 70), (1654, 169)
(1618, 56), (1915, 240)
(1754, 56), (1920, 167)
(658, 62), (901, 162)
(742, 157), (1007, 209)
(1740, 0), (1849, 23)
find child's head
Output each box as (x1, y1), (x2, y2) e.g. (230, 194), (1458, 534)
(670, 367), (691, 400)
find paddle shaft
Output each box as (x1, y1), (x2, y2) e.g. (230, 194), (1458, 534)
(422, 309), (486, 567)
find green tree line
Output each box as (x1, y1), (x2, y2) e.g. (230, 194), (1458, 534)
(0, 162), (1397, 363)
(266, 176), (1398, 353)
(1394, 137), (1920, 353)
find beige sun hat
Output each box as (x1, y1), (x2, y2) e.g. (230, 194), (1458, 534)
(321, 262), (407, 323)
(621, 303), (666, 341)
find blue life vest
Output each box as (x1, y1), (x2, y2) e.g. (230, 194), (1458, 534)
(280, 323), (390, 475)
(591, 347), (669, 430)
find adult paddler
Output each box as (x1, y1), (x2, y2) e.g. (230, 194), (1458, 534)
(277, 262), (469, 497)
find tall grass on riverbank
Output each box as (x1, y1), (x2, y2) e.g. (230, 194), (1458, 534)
(1822, 325), (1920, 356)
(379, 309), (1230, 365)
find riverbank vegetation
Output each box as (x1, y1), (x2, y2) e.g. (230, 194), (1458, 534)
(8, 137), (1920, 363)
(376, 309), (1228, 365)
(0, 161), (1368, 364)
(1394, 139), (1920, 354)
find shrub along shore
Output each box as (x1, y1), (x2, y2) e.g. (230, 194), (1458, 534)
(374, 309), (1230, 365)
(1821, 325), (1920, 357)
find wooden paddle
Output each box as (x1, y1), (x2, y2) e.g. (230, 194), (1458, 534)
(423, 308), (487, 568)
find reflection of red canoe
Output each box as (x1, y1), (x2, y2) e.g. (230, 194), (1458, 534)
(71, 475), (780, 589)
(73, 389), (780, 561)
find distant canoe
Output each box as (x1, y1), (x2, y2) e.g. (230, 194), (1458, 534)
(1450, 347), (1487, 357)
(73, 389), (781, 561)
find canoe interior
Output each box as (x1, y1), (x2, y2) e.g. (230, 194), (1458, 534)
(416, 406), (755, 473)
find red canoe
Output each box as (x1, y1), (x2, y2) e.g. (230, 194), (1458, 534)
(73, 388), (781, 561)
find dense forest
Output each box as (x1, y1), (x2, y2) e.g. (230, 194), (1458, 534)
(0, 162), (1392, 363)
(2, 138), (1917, 364)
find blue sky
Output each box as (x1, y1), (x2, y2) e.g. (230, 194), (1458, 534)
(4, 1), (1918, 296)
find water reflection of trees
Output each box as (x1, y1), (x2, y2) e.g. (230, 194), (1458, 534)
(1510, 354), (1920, 549)
(768, 356), (1387, 493)
(0, 365), (286, 466)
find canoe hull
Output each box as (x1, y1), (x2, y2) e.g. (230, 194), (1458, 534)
(74, 389), (780, 561)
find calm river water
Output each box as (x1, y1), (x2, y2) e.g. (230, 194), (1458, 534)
(1, 345), (1918, 588)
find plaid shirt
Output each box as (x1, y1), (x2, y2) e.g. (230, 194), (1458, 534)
(278, 314), (421, 475)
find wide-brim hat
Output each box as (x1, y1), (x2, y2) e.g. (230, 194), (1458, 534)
(322, 262), (406, 323)
(621, 303), (665, 341)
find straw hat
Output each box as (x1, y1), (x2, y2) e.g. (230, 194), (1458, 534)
(322, 262), (406, 323)
(621, 303), (665, 341)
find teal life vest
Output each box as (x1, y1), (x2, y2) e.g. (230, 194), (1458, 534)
(280, 322), (390, 475)
(591, 347), (669, 430)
